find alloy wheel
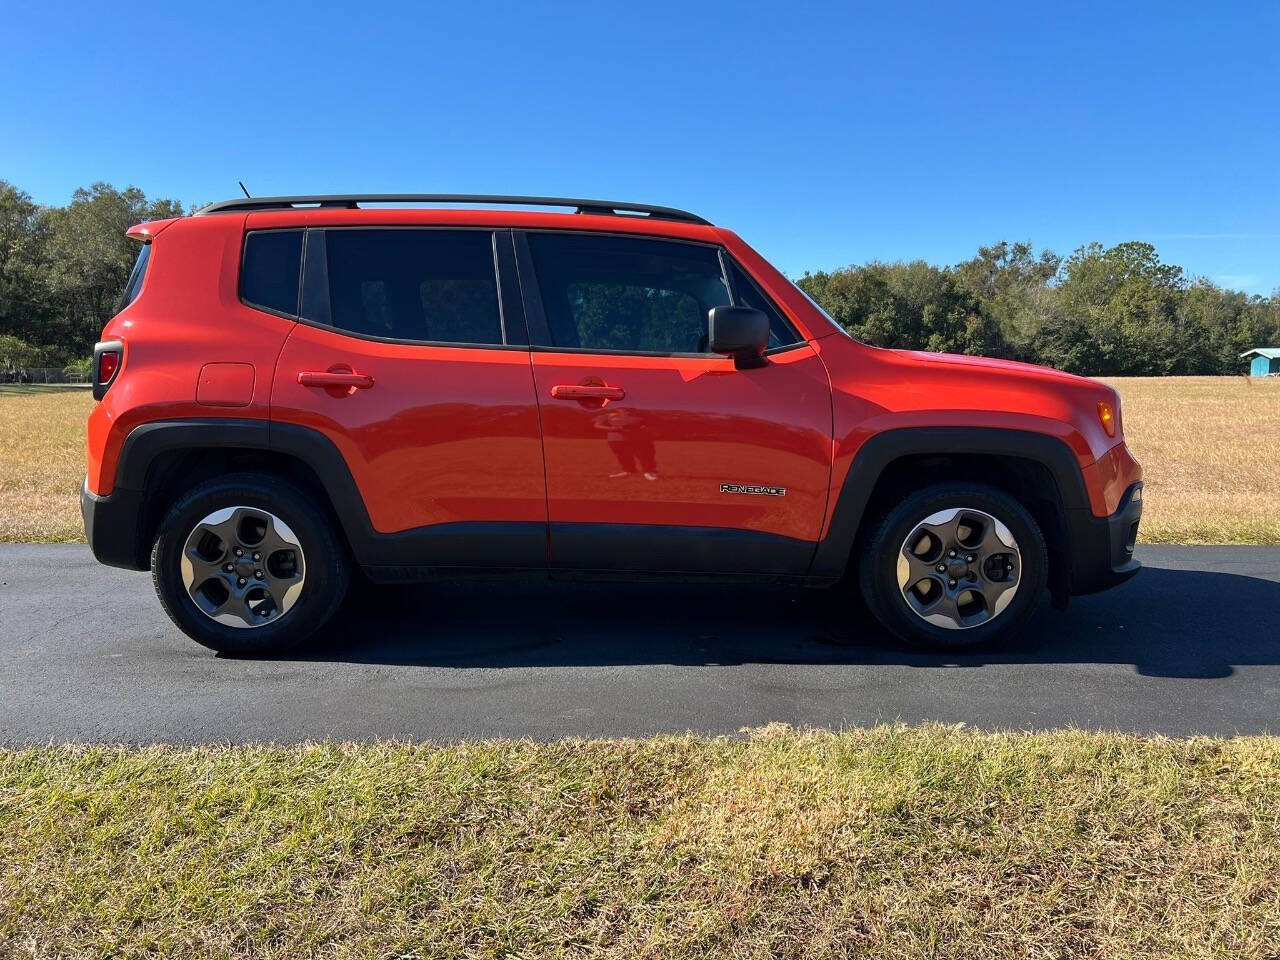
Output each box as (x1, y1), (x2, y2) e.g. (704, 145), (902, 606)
(895, 507), (1021, 629)
(179, 506), (306, 628)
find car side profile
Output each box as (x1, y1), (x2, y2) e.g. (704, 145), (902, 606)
(81, 194), (1143, 654)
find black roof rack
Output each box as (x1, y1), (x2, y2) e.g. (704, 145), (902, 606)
(194, 194), (711, 225)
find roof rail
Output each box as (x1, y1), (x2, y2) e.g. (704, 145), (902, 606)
(194, 194), (711, 225)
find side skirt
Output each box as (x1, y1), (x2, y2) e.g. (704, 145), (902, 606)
(358, 523), (830, 586)
(548, 522), (817, 577)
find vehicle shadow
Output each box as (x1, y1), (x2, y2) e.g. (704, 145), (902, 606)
(296, 566), (1280, 679)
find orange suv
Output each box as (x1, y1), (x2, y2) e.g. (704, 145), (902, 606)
(82, 194), (1143, 654)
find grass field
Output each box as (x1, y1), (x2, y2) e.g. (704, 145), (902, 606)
(2, 376), (1277, 544)
(1100, 376), (1280, 544)
(0, 385), (94, 542)
(3, 725), (1279, 959)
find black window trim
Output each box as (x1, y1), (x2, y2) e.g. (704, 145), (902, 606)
(720, 250), (804, 350)
(292, 225), (530, 351)
(512, 228), (808, 359)
(239, 228), (305, 320)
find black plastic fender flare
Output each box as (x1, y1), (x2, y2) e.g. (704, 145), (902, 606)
(808, 426), (1090, 581)
(113, 419), (547, 571)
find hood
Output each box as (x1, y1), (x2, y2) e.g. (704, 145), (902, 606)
(835, 343), (1126, 458)
(893, 349), (1102, 389)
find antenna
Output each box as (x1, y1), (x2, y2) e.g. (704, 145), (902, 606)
(238, 181), (251, 199)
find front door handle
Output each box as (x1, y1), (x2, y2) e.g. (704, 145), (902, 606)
(550, 384), (625, 401)
(298, 371), (375, 389)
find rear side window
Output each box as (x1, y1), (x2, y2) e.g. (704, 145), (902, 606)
(242, 230), (303, 316)
(527, 233), (732, 353)
(321, 229), (503, 345)
(117, 243), (151, 312)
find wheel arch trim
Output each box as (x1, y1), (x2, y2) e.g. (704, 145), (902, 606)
(109, 418), (547, 569)
(112, 419), (375, 563)
(809, 426), (1088, 580)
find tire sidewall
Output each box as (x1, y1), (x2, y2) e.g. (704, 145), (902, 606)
(859, 484), (1047, 650)
(151, 474), (346, 655)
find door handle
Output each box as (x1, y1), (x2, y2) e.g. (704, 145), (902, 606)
(550, 384), (625, 401)
(298, 371), (375, 389)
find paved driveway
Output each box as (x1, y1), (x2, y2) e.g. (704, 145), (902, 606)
(1, 544), (1277, 744)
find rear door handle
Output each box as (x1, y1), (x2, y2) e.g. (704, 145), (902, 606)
(298, 371), (375, 389)
(550, 384), (624, 400)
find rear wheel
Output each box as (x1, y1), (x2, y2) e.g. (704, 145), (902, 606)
(151, 473), (348, 655)
(858, 483), (1047, 650)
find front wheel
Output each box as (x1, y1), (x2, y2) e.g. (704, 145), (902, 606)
(858, 483), (1048, 650)
(151, 473), (349, 655)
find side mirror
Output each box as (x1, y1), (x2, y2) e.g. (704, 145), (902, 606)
(707, 306), (769, 368)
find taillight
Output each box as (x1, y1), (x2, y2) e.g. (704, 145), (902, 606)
(93, 340), (123, 400)
(98, 351), (119, 383)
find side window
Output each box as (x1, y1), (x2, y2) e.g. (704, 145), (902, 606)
(241, 230), (303, 316)
(527, 233), (731, 353)
(322, 229), (503, 345)
(728, 261), (801, 348)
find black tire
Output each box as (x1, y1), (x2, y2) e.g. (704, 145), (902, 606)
(151, 473), (348, 655)
(857, 483), (1047, 650)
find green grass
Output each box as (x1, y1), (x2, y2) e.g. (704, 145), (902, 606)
(0, 383), (91, 394)
(3, 725), (1279, 958)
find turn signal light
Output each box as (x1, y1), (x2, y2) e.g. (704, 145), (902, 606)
(1097, 400), (1116, 437)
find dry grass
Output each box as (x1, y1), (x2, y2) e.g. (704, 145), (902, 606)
(2, 725), (1279, 959)
(1, 377), (1277, 545)
(0, 385), (94, 542)
(1105, 376), (1280, 544)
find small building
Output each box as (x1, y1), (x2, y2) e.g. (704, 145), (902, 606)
(1241, 348), (1280, 377)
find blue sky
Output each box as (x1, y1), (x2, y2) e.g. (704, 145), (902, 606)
(2, 1), (1276, 293)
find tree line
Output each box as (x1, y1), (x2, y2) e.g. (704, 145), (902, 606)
(2, 179), (1276, 376)
(797, 241), (1279, 376)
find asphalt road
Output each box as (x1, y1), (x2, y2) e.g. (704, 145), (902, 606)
(2, 544), (1278, 744)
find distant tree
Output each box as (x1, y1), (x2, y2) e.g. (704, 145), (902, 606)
(1177, 281), (1244, 374)
(0, 181), (53, 350)
(39, 183), (185, 360)
(798, 260), (1003, 357)
(953, 242), (1061, 362)
(1049, 242), (1185, 375)
(0, 332), (46, 380)
(62, 356), (92, 379)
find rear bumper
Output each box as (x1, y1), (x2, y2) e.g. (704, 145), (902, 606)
(1066, 481), (1143, 595)
(80, 477), (148, 570)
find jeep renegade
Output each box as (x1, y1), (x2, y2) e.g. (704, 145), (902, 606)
(81, 194), (1143, 654)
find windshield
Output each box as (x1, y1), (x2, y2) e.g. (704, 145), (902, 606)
(786, 275), (860, 341)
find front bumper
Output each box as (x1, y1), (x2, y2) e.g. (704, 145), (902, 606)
(81, 476), (148, 571)
(1067, 481), (1143, 595)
